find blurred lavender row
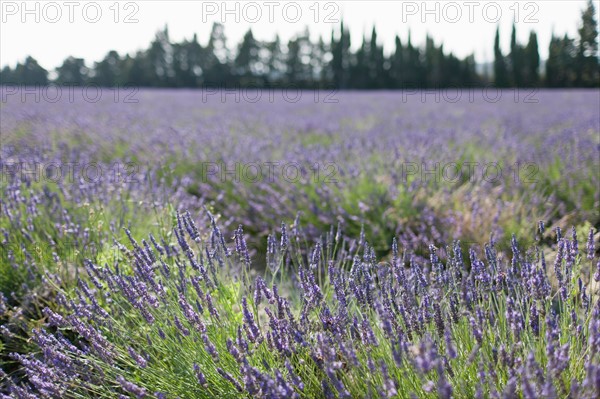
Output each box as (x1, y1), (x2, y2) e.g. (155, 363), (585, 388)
(2, 89), (598, 256)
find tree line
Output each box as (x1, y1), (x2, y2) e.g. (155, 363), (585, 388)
(1, 1), (597, 89)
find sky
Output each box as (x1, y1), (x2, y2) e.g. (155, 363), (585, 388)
(1, 1), (596, 70)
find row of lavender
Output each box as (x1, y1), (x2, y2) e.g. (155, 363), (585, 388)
(2, 90), (598, 253)
(2, 209), (599, 397)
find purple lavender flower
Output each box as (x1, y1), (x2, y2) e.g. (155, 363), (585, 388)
(128, 347), (148, 368)
(242, 297), (261, 343)
(234, 225), (251, 266)
(253, 280), (263, 305)
(529, 304), (539, 336)
(236, 327), (249, 354)
(217, 367), (243, 392)
(280, 222), (288, 250)
(554, 239), (565, 284)
(193, 363), (207, 386)
(202, 334), (219, 360)
(173, 315), (190, 336)
(191, 276), (204, 302)
(571, 226), (579, 257)
(226, 338), (243, 363)
(444, 330), (457, 359)
(379, 360), (398, 398)
(470, 316), (483, 345)
(579, 278), (590, 311)
(360, 318), (378, 347)
(116, 376), (147, 398)
(588, 228), (596, 260)
(437, 363), (453, 399)
(149, 234), (164, 256)
(184, 210), (201, 243)
(205, 293), (220, 321)
(43, 307), (66, 327)
(433, 302), (445, 336)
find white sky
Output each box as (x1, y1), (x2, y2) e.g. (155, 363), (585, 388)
(1, 1), (596, 70)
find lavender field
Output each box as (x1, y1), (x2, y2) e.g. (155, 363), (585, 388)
(1, 89), (599, 398)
